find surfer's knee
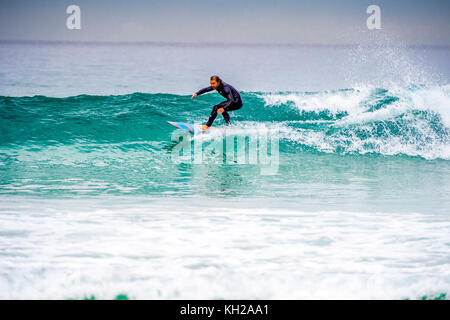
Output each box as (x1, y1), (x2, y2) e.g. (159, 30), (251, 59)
(210, 105), (219, 114)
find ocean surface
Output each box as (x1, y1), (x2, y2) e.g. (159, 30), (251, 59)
(0, 41), (449, 299)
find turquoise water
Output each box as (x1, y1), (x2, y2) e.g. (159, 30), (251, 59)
(2, 88), (450, 211)
(0, 42), (449, 299)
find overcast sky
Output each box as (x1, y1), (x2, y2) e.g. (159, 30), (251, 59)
(0, 0), (449, 45)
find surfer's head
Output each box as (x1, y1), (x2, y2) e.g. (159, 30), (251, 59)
(210, 75), (222, 89)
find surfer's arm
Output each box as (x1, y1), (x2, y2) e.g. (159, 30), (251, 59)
(196, 86), (214, 96)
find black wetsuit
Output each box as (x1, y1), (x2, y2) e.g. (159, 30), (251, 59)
(196, 82), (243, 127)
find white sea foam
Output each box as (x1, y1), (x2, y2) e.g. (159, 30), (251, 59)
(261, 87), (372, 115)
(0, 197), (448, 299)
(259, 84), (450, 159)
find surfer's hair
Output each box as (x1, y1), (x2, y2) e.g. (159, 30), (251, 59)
(210, 75), (222, 84)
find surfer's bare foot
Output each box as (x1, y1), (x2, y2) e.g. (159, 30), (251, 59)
(202, 125), (210, 130)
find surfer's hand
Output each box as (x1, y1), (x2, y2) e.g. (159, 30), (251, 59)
(191, 93), (197, 98)
(217, 108), (224, 114)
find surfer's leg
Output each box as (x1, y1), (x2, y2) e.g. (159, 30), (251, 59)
(222, 110), (231, 124)
(221, 102), (243, 125)
(206, 101), (227, 127)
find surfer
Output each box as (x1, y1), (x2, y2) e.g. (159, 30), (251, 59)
(192, 75), (243, 130)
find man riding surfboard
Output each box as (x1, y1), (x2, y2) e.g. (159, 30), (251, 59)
(192, 75), (243, 130)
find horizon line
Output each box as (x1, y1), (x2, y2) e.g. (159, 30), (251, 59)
(1, 39), (449, 49)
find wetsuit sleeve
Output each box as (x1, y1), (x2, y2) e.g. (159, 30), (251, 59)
(196, 86), (214, 95)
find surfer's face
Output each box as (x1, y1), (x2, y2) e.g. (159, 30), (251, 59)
(210, 79), (219, 89)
